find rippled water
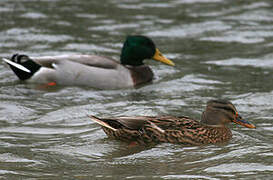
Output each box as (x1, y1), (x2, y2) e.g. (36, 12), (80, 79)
(0, 0), (273, 179)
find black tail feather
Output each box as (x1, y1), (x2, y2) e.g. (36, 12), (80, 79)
(6, 54), (41, 80)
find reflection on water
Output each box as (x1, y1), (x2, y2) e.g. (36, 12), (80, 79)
(0, 0), (273, 179)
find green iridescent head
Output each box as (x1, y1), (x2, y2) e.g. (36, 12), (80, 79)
(120, 35), (174, 66)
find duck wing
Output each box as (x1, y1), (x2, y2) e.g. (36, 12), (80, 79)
(90, 116), (165, 132)
(90, 115), (202, 131)
(90, 116), (152, 130)
(32, 54), (119, 69)
(146, 116), (202, 130)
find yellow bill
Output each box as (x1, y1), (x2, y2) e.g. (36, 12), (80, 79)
(152, 48), (175, 66)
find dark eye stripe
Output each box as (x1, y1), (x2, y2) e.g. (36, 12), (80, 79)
(207, 100), (238, 116)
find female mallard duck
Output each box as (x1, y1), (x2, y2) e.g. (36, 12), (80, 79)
(2, 35), (174, 89)
(90, 100), (255, 145)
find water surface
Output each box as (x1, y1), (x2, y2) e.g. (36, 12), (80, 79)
(0, 0), (272, 179)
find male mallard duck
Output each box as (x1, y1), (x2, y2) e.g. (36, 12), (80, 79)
(2, 35), (174, 89)
(90, 100), (255, 145)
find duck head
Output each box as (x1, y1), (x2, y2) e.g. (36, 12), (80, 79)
(201, 99), (255, 128)
(120, 35), (174, 66)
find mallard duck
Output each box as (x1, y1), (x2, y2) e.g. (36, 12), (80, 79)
(2, 35), (174, 89)
(90, 100), (255, 145)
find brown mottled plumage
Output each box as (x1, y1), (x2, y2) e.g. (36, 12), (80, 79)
(90, 100), (255, 145)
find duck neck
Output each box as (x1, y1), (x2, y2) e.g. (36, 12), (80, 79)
(121, 56), (144, 66)
(200, 111), (232, 143)
(206, 125), (232, 143)
(120, 46), (145, 66)
(201, 111), (225, 126)
(127, 65), (154, 86)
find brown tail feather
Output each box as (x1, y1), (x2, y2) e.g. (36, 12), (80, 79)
(89, 115), (117, 131)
